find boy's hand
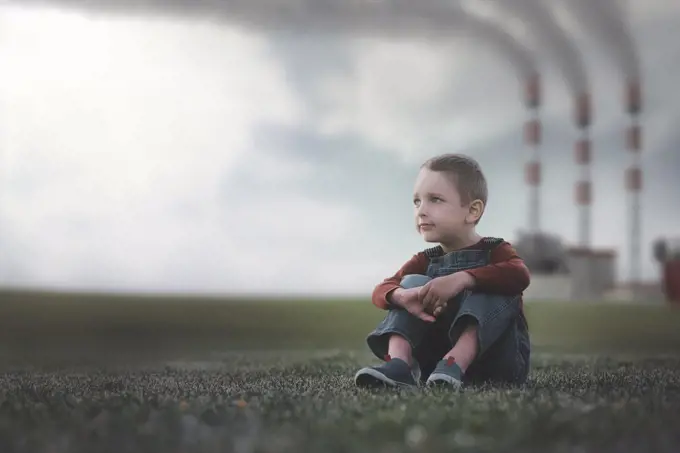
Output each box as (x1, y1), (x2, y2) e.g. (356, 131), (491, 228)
(419, 272), (476, 316)
(390, 288), (436, 323)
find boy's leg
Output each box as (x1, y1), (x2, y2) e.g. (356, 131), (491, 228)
(463, 315), (531, 386)
(355, 274), (433, 388)
(410, 310), (458, 382)
(426, 291), (528, 387)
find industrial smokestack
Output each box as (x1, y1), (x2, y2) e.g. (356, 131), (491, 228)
(525, 72), (541, 109)
(524, 75), (541, 237)
(558, 0), (643, 294)
(626, 79), (643, 295)
(575, 92), (592, 249)
(574, 134), (592, 248)
(574, 124), (593, 297)
(626, 116), (643, 294)
(575, 92), (592, 129)
(486, 0), (591, 250)
(626, 79), (642, 115)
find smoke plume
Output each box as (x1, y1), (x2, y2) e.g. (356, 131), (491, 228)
(12, 0), (538, 84)
(454, 8), (538, 82)
(559, 0), (641, 81)
(487, 0), (589, 96)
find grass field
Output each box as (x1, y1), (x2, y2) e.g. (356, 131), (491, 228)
(1, 289), (680, 452)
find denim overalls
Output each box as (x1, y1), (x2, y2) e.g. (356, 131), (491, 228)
(366, 238), (531, 386)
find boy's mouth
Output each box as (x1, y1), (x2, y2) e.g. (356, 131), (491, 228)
(419, 224), (435, 230)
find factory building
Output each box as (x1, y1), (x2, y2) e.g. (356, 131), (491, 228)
(654, 237), (680, 305)
(515, 231), (667, 303)
(515, 232), (617, 301)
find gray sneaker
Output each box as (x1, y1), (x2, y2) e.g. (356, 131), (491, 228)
(354, 355), (420, 388)
(426, 357), (464, 389)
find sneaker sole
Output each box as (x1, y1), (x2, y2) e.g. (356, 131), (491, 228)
(426, 372), (462, 388)
(354, 367), (417, 388)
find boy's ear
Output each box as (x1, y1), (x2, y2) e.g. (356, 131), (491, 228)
(466, 199), (484, 224)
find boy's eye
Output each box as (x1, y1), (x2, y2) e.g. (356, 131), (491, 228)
(413, 199), (420, 206)
(431, 197), (442, 203)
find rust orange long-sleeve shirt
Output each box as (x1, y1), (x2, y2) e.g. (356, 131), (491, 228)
(371, 240), (530, 311)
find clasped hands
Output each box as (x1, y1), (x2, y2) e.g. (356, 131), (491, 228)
(390, 272), (476, 323)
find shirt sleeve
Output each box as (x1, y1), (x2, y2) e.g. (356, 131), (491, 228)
(464, 242), (531, 295)
(371, 253), (429, 309)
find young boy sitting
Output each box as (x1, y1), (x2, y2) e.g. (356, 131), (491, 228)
(354, 153), (531, 389)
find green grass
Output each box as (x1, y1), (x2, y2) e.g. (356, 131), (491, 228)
(1, 351), (679, 453)
(1, 289), (680, 452)
(1, 288), (680, 360)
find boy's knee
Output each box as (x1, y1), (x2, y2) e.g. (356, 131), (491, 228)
(458, 292), (520, 323)
(400, 274), (432, 289)
(366, 307), (431, 359)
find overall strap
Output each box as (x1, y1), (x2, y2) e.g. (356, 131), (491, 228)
(423, 245), (444, 258)
(479, 237), (505, 249)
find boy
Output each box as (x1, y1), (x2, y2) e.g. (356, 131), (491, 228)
(354, 153), (531, 389)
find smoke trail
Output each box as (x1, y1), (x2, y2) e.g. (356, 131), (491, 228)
(487, 0), (589, 96)
(411, 1), (538, 82)
(237, 0), (540, 104)
(14, 0), (538, 81)
(559, 0), (640, 81)
(9, 0), (439, 34)
(455, 11), (537, 82)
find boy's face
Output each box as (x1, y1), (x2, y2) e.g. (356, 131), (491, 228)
(413, 168), (477, 243)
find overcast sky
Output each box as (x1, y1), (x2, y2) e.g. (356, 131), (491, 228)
(0, 0), (678, 295)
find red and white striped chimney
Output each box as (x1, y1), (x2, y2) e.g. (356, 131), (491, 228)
(626, 78), (642, 289)
(575, 92), (592, 248)
(524, 73), (541, 239)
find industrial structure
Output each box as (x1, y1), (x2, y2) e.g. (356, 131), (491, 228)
(519, 79), (648, 303)
(653, 238), (680, 305)
(574, 93), (592, 250)
(514, 232), (616, 301)
(515, 231), (669, 303)
(626, 80), (643, 298)
(524, 74), (541, 254)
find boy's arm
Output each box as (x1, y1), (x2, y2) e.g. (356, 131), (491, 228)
(463, 242), (531, 295)
(372, 253), (429, 309)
